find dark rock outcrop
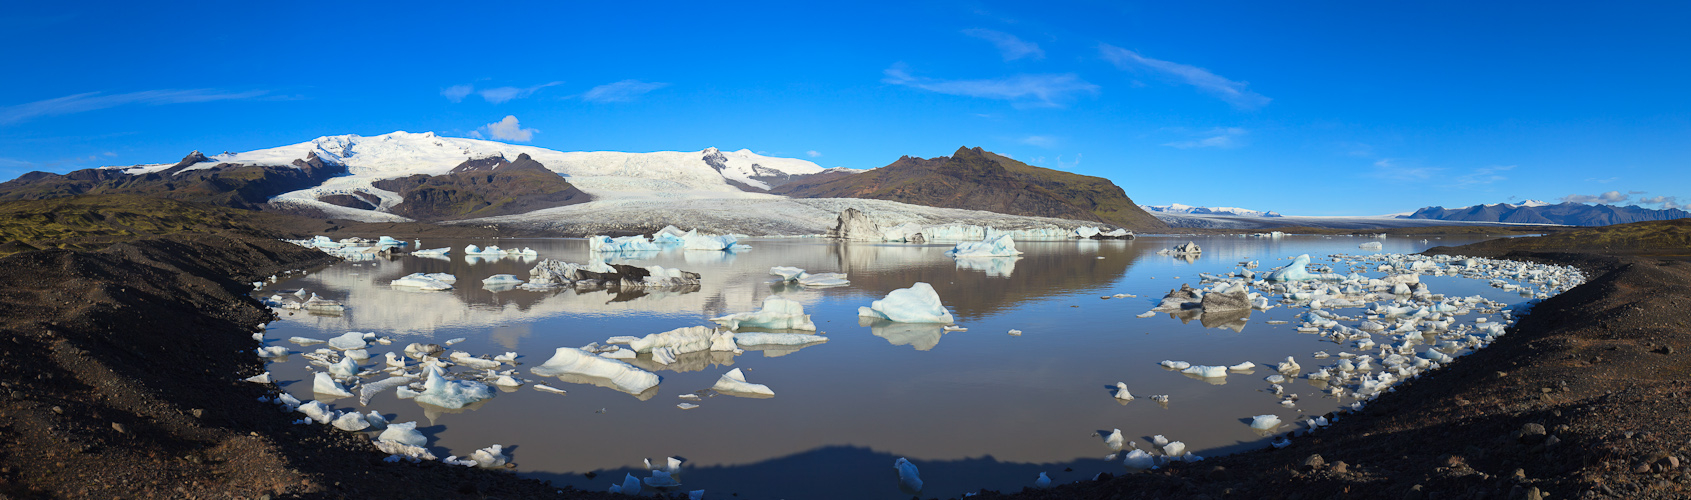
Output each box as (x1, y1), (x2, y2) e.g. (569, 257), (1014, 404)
(0, 151), (345, 211)
(774, 146), (1166, 230)
(372, 153), (589, 221)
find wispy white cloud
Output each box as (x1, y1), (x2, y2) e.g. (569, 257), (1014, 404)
(1641, 195), (1682, 209)
(440, 85), (474, 103)
(473, 115), (537, 142)
(581, 80), (669, 103)
(1020, 135), (1058, 148)
(806, 150), (822, 158)
(1370, 158), (1440, 181)
(0, 89), (268, 125)
(441, 82), (564, 104)
(1098, 43), (1269, 108)
(882, 64), (1098, 108)
(1455, 165), (1514, 186)
(962, 29), (1044, 61)
(1163, 127), (1246, 149)
(1562, 190), (1629, 204)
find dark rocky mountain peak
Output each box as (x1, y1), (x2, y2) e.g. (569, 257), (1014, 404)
(702, 148), (729, 173)
(449, 154), (512, 174)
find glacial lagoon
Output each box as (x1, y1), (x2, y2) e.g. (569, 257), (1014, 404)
(257, 234), (1554, 499)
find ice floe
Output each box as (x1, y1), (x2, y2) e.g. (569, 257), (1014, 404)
(711, 296), (816, 331)
(858, 282), (955, 324)
(945, 234), (1023, 257)
(711, 368), (773, 397)
(530, 347), (662, 395)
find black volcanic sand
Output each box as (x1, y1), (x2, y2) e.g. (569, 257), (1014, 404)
(0, 234), (606, 499)
(3, 209), (1690, 499)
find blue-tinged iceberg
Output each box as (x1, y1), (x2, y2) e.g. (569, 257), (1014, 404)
(946, 234), (1023, 257)
(858, 282), (955, 324)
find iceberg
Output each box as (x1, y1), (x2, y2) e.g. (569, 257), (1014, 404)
(391, 272), (456, 290)
(681, 230), (738, 251)
(377, 421), (428, 447)
(470, 444), (508, 468)
(297, 400), (335, 424)
(731, 332), (826, 347)
(1073, 226), (1101, 239)
(588, 235), (661, 253)
(255, 346), (289, 358)
(1266, 254), (1324, 282)
(332, 411), (371, 432)
(858, 282), (955, 324)
(945, 234), (1023, 257)
(653, 225), (689, 245)
(625, 326), (722, 355)
(1250, 414), (1282, 430)
(894, 457), (923, 494)
(1122, 449), (1156, 469)
(1359, 241), (1384, 251)
(1103, 428), (1125, 450)
(327, 331), (368, 350)
(711, 296), (817, 331)
(313, 372), (354, 398)
(1113, 382), (1134, 401)
(415, 366), (497, 409)
(711, 367), (773, 397)
(359, 376), (415, 406)
(530, 347), (663, 395)
(1181, 365), (1228, 378)
(769, 266), (850, 288)
(481, 274), (524, 286)
(412, 247), (450, 256)
(328, 356), (360, 379)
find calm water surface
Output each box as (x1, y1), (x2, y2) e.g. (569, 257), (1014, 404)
(260, 234), (1528, 498)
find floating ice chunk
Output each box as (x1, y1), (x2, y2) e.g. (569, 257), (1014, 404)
(858, 282), (955, 324)
(1152, 435), (1169, 447)
(256, 346), (289, 360)
(1266, 254), (1320, 281)
(1250, 414), (1282, 430)
(332, 411), (371, 431)
(1149, 395), (1169, 405)
(534, 384), (568, 395)
(588, 235), (661, 253)
(296, 400), (335, 424)
(378, 421), (428, 447)
(1135, 311), (1156, 318)
(492, 373), (523, 387)
(1160, 360), (1191, 370)
(796, 272), (850, 288)
(481, 274), (525, 286)
(712, 368), (773, 397)
(770, 266), (807, 281)
(1103, 429), (1125, 450)
(732, 332), (826, 347)
(1264, 374), (1287, 384)
(1229, 362), (1256, 371)
(289, 337), (326, 346)
(345, 349), (369, 361)
(276, 393), (302, 410)
(946, 234), (1023, 257)
(894, 457), (923, 493)
(1359, 241), (1384, 251)
(415, 366), (496, 409)
(391, 273), (456, 291)
(1114, 382), (1134, 401)
(444, 338), (466, 346)
(412, 247), (450, 256)
(244, 372), (271, 384)
(530, 347), (662, 395)
(645, 469), (682, 487)
(681, 230), (738, 251)
(327, 331), (368, 350)
(449, 352), (502, 371)
(470, 444), (508, 468)
(1276, 356), (1301, 374)
(712, 296), (817, 331)
(627, 326), (716, 354)
(1162, 441), (1186, 457)
(1182, 365), (1228, 378)
(1007, 329), (1022, 336)
(621, 473), (643, 495)
(1122, 449), (1156, 469)
(652, 346), (679, 365)
(328, 356), (359, 379)
(359, 376), (414, 406)
(313, 372), (354, 398)
(1034, 472), (1051, 488)
(677, 403), (700, 410)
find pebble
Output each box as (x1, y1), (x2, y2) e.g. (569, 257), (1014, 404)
(112, 423), (127, 434)
(1518, 423), (1547, 444)
(1330, 461), (1348, 474)
(1302, 454), (1325, 470)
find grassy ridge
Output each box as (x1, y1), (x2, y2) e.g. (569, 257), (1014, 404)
(1426, 218), (1691, 258)
(0, 195), (297, 256)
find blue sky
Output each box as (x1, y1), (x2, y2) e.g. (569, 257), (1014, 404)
(2, 1), (1687, 215)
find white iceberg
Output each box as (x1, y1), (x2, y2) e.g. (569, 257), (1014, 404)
(858, 282), (955, 324)
(331, 411), (371, 432)
(328, 356), (360, 379)
(681, 230), (737, 251)
(730, 332), (826, 347)
(1266, 254), (1320, 282)
(1250, 414), (1282, 430)
(769, 266), (850, 287)
(945, 234), (1023, 257)
(313, 372), (353, 398)
(530, 347), (662, 395)
(1103, 428), (1125, 450)
(471, 444), (508, 468)
(415, 366), (496, 409)
(1359, 241), (1384, 251)
(1122, 449), (1156, 469)
(481, 274), (524, 286)
(711, 368), (773, 397)
(1182, 365), (1228, 378)
(391, 272), (456, 290)
(588, 235), (661, 253)
(1113, 382), (1134, 401)
(711, 296), (817, 331)
(327, 331), (368, 350)
(895, 457), (923, 493)
(377, 421), (428, 447)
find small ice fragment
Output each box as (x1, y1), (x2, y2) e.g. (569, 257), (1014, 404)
(1122, 449), (1156, 469)
(1250, 414), (1282, 430)
(1163, 441), (1186, 457)
(289, 337), (326, 346)
(327, 331), (367, 350)
(678, 394), (701, 401)
(1113, 382), (1134, 401)
(444, 338), (466, 346)
(1182, 365), (1228, 378)
(711, 368), (773, 396)
(1103, 428), (1124, 450)
(534, 384), (568, 395)
(1007, 329), (1023, 336)
(243, 372), (271, 384)
(1034, 472), (1051, 488)
(332, 411), (371, 431)
(415, 366), (497, 409)
(1228, 362), (1256, 371)
(1135, 311), (1156, 318)
(255, 346), (288, 358)
(1160, 360), (1191, 370)
(313, 372), (353, 398)
(621, 473), (642, 496)
(471, 445), (508, 468)
(894, 457), (923, 493)
(296, 400), (335, 424)
(677, 403), (700, 410)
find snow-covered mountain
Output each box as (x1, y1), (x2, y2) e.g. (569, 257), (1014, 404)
(108, 131), (825, 220)
(1401, 201), (1690, 226)
(1139, 203), (1282, 218)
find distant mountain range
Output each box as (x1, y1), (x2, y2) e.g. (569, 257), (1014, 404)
(1140, 204), (1282, 218)
(1401, 201), (1690, 226)
(0, 132), (1164, 230)
(775, 146), (1164, 229)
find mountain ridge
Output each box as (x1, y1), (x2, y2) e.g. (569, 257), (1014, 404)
(1403, 201), (1689, 226)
